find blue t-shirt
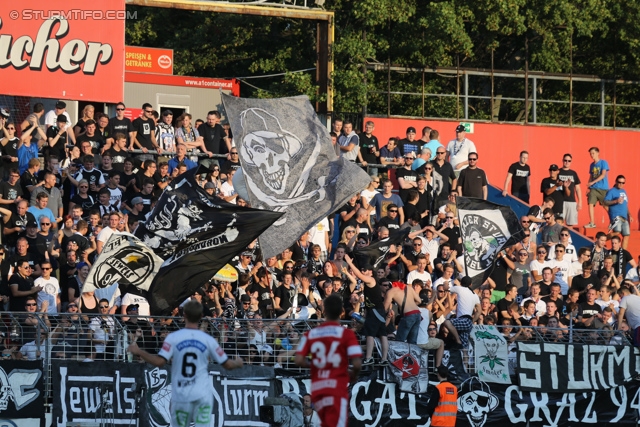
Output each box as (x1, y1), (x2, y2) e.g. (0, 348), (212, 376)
(588, 159), (609, 190)
(28, 206), (56, 225)
(17, 143), (39, 175)
(370, 193), (404, 221)
(423, 140), (444, 160)
(604, 187), (628, 220)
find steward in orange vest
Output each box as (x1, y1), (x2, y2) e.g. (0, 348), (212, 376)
(426, 366), (458, 426)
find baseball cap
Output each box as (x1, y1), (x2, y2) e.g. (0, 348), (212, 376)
(55, 101), (66, 109)
(406, 127), (416, 134)
(240, 294), (251, 303)
(456, 124), (466, 133)
(26, 220), (38, 228)
(126, 304), (140, 313)
(162, 109), (173, 117)
(131, 197), (144, 205)
(549, 164), (559, 171)
(56, 114), (68, 123)
(204, 182), (216, 190)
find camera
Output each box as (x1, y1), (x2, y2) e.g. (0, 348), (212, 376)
(259, 394), (303, 426)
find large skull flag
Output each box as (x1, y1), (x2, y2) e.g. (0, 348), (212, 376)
(223, 94), (371, 259)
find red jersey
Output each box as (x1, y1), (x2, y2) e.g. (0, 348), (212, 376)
(296, 322), (362, 398)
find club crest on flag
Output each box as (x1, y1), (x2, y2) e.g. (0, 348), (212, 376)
(461, 214), (507, 271)
(391, 353), (420, 379)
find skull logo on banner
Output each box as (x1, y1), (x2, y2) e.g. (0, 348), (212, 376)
(457, 377), (499, 427)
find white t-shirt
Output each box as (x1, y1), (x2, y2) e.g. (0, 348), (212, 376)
(432, 276), (455, 292)
(360, 188), (378, 217)
(90, 316), (115, 353)
(221, 182), (236, 204)
(20, 340), (49, 360)
(422, 237), (440, 268)
(406, 270), (432, 287)
(97, 226), (118, 246)
(446, 138), (477, 171)
(529, 259), (549, 278)
(416, 307), (433, 346)
(44, 110), (71, 127)
(548, 243), (578, 263)
(548, 258), (573, 294)
(158, 328), (228, 403)
(35, 276), (60, 314)
(595, 298), (619, 313)
(121, 293), (150, 318)
(449, 286), (480, 317)
(308, 217), (330, 252)
(520, 296), (547, 316)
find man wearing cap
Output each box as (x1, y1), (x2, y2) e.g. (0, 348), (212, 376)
(46, 114), (75, 160)
(44, 101), (71, 130)
(338, 121), (360, 162)
(396, 151), (419, 203)
(456, 152), (487, 199)
(541, 164), (569, 218)
(446, 124), (477, 176)
(398, 127), (420, 157)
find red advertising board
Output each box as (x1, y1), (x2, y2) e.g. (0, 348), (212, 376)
(125, 46), (173, 75)
(125, 72), (240, 96)
(0, 0), (125, 102)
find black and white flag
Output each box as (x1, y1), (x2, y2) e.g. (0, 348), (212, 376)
(352, 228), (410, 269)
(134, 167), (282, 315)
(83, 233), (163, 293)
(457, 197), (525, 286)
(222, 94), (372, 259)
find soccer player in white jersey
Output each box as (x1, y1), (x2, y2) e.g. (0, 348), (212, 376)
(127, 301), (243, 427)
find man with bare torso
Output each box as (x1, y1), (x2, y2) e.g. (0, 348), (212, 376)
(384, 281), (422, 344)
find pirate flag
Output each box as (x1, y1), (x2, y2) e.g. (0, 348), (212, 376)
(83, 233), (163, 293)
(222, 93), (372, 259)
(352, 228), (411, 269)
(134, 167), (282, 315)
(456, 197), (525, 287)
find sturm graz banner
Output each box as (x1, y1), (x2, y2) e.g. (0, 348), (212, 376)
(0, 360), (43, 420)
(222, 93), (372, 259)
(456, 197), (525, 286)
(53, 361), (146, 426)
(83, 233), (163, 293)
(135, 167), (282, 315)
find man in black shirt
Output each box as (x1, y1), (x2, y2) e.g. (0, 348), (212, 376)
(496, 284), (519, 323)
(397, 127), (420, 157)
(570, 262), (599, 302)
(46, 114), (74, 161)
(558, 153), (582, 227)
(103, 133), (129, 172)
(76, 120), (105, 156)
(8, 259), (41, 312)
(357, 121), (380, 174)
(541, 164), (569, 218)
(502, 151), (530, 203)
(197, 111), (229, 169)
(4, 200), (35, 250)
(106, 102), (135, 148)
(131, 103), (160, 162)
(578, 288), (602, 326)
(36, 155), (63, 189)
(0, 168), (23, 210)
(431, 146), (457, 210)
(542, 282), (565, 315)
(396, 152), (419, 203)
(457, 152), (487, 199)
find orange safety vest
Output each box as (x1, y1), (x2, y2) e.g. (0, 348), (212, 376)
(431, 381), (458, 427)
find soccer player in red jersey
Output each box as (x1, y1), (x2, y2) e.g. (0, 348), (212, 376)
(295, 294), (363, 427)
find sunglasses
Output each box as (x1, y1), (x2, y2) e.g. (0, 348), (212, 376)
(99, 305), (109, 309)
(617, 181), (625, 184)
(446, 216), (454, 219)
(68, 304), (77, 308)
(242, 302), (250, 305)
(116, 108), (126, 111)
(519, 253), (528, 256)
(436, 151), (446, 154)
(544, 216), (552, 220)
(560, 233), (569, 236)
(524, 234), (530, 237)
(144, 110), (153, 113)
(42, 267), (52, 270)
(41, 223), (51, 226)
(373, 181), (380, 184)
(389, 210), (398, 213)
(346, 230), (356, 233)
(428, 327), (437, 331)
(521, 220), (530, 223)
(563, 159), (572, 162)
(468, 158), (478, 161)
(25, 303), (37, 307)
(230, 152), (238, 155)
(537, 251), (547, 254)
(413, 243), (422, 246)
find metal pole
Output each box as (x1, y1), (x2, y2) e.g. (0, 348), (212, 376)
(362, 30), (367, 118)
(533, 77), (537, 123)
(491, 49), (494, 122)
(569, 30), (573, 126)
(456, 54), (460, 120)
(464, 72), (469, 119)
(525, 35), (529, 124)
(600, 80), (605, 127)
(387, 56), (391, 117)
(422, 70), (425, 118)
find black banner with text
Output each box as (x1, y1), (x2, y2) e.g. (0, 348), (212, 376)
(0, 360), (43, 420)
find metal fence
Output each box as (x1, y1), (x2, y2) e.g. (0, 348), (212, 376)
(1, 312), (633, 404)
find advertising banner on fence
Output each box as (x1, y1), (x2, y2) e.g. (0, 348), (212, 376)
(52, 360), (146, 426)
(0, 360), (43, 420)
(517, 342), (640, 393)
(0, 0), (125, 102)
(125, 46), (173, 75)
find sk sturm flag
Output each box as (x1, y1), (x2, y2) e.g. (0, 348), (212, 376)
(352, 228), (410, 269)
(457, 197), (525, 287)
(222, 93), (371, 259)
(134, 167), (282, 315)
(471, 325), (512, 384)
(83, 233), (163, 293)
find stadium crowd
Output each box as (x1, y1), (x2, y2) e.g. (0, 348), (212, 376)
(0, 102), (637, 371)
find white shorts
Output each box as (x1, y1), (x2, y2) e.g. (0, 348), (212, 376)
(563, 202), (578, 225)
(171, 395), (213, 427)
